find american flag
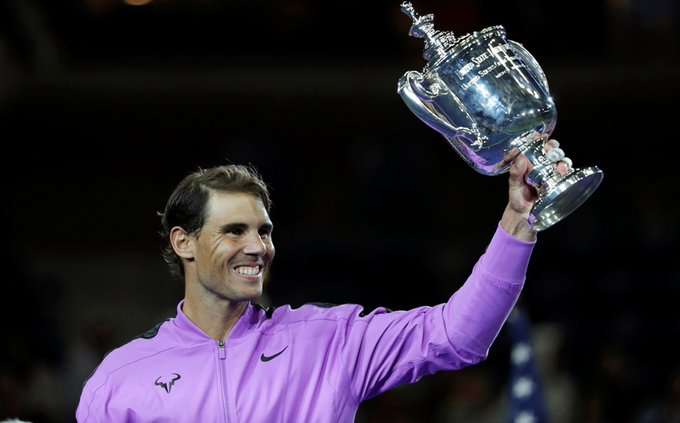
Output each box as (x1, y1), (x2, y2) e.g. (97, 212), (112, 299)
(507, 308), (549, 423)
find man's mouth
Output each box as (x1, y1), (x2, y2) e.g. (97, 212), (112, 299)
(232, 264), (263, 279)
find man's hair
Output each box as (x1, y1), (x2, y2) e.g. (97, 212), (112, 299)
(159, 164), (271, 279)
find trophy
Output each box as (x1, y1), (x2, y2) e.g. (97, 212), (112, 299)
(397, 2), (603, 231)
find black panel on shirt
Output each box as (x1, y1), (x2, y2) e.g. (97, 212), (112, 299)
(137, 319), (170, 340)
(304, 302), (392, 317)
(252, 302), (274, 319)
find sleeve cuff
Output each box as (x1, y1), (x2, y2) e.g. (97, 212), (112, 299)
(478, 223), (536, 283)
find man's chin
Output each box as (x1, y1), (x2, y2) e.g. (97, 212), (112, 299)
(211, 284), (262, 303)
(234, 286), (263, 302)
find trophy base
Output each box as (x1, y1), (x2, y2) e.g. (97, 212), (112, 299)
(529, 166), (604, 231)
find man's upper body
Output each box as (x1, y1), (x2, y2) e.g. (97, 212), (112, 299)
(77, 146), (569, 422)
(76, 223), (533, 423)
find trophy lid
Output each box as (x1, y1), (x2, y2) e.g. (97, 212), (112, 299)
(401, 2), (506, 66)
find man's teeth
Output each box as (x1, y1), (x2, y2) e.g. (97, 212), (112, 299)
(235, 266), (261, 275)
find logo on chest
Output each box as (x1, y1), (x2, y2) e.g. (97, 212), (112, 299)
(154, 373), (181, 393)
(260, 345), (288, 362)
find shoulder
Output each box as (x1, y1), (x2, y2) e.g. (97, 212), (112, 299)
(77, 318), (177, 420)
(105, 318), (175, 366)
(82, 318), (176, 392)
(263, 302), (394, 326)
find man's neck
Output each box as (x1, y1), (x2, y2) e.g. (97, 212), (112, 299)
(182, 292), (248, 341)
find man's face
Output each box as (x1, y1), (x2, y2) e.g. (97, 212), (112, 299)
(189, 191), (275, 302)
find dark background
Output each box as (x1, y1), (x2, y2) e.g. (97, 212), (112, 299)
(1, 0), (679, 421)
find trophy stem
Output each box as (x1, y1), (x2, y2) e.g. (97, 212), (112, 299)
(519, 139), (604, 230)
(519, 138), (556, 194)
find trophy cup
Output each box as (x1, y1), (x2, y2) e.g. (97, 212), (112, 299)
(397, 2), (603, 231)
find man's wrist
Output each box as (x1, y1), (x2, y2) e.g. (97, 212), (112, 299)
(500, 205), (537, 242)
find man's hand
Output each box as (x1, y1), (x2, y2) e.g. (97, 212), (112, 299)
(500, 139), (571, 242)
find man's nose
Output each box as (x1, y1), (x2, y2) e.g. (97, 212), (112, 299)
(243, 232), (266, 255)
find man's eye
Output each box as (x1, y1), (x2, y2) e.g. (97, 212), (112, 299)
(227, 228), (244, 236)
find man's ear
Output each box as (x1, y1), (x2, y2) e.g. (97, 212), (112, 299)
(170, 226), (195, 260)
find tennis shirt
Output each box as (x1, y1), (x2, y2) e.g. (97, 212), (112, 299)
(76, 224), (534, 422)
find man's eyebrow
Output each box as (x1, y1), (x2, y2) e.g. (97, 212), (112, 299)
(219, 222), (274, 233)
(219, 223), (248, 233)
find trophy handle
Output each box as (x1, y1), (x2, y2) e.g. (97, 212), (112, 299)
(397, 70), (477, 140)
(507, 40), (549, 92)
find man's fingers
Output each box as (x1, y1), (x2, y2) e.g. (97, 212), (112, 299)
(545, 147), (565, 162)
(509, 154), (530, 187)
(562, 157), (573, 169)
(555, 157), (572, 176)
(501, 147), (521, 168)
(555, 162), (569, 176)
(546, 139), (559, 149)
(543, 139), (573, 176)
(505, 139), (572, 180)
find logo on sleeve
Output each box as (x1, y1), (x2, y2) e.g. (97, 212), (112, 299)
(155, 373), (181, 393)
(260, 345), (288, 362)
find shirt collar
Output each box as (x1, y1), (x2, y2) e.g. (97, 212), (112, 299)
(172, 299), (263, 345)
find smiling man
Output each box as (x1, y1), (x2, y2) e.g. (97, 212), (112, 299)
(77, 149), (569, 422)
(174, 189), (275, 341)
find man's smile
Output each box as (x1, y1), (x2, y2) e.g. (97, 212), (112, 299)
(231, 264), (264, 281)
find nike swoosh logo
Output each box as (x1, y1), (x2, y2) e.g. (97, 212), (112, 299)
(260, 345), (288, 362)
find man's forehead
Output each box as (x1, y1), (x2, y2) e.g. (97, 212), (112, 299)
(205, 191), (270, 224)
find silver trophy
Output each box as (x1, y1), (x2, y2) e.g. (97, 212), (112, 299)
(397, 2), (603, 231)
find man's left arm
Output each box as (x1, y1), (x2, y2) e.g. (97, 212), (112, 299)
(340, 221), (533, 402)
(340, 142), (569, 403)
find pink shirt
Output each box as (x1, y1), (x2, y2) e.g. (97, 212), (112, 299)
(77, 224), (534, 422)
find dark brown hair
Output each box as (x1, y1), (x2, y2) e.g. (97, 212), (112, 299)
(159, 164), (271, 279)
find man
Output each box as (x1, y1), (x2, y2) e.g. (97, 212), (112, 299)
(76, 142), (569, 422)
